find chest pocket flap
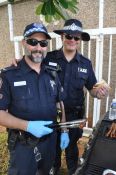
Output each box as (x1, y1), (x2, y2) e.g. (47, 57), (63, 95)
(71, 71), (88, 90)
(11, 85), (33, 100)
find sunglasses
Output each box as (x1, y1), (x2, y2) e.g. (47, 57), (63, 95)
(64, 34), (81, 41)
(25, 38), (48, 47)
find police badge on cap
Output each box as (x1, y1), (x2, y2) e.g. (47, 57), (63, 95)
(53, 19), (90, 41)
(23, 23), (51, 39)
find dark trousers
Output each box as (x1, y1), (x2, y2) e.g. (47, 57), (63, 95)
(8, 132), (57, 175)
(54, 111), (83, 175)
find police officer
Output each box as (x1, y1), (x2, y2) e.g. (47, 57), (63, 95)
(11, 19), (110, 175)
(0, 23), (69, 175)
(45, 19), (110, 175)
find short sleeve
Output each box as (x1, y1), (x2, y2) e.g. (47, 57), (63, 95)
(0, 73), (11, 110)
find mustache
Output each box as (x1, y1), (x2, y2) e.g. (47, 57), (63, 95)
(31, 50), (43, 54)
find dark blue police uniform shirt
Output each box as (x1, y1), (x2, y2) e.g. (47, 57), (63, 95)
(0, 59), (63, 122)
(45, 49), (97, 108)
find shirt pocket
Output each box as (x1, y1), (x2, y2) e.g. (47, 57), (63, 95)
(11, 85), (34, 112)
(71, 73), (88, 90)
(12, 85), (33, 99)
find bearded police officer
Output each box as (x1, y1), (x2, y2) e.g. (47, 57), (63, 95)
(0, 23), (69, 175)
(11, 19), (110, 175)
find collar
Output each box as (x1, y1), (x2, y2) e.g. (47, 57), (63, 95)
(14, 57), (47, 78)
(15, 57), (34, 76)
(19, 57), (32, 73)
(60, 48), (81, 63)
(75, 52), (81, 62)
(16, 58), (46, 76)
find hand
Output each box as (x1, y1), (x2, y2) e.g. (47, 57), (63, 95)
(79, 119), (87, 129)
(93, 80), (110, 99)
(26, 121), (53, 138)
(96, 86), (109, 99)
(12, 58), (21, 67)
(60, 132), (70, 150)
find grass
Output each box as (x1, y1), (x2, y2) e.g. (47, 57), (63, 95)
(0, 131), (8, 175)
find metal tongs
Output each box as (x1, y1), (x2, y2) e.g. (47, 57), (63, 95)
(47, 119), (86, 129)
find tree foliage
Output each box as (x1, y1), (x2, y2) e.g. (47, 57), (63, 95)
(8, 0), (78, 23)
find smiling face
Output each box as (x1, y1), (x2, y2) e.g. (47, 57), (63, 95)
(61, 33), (81, 52)
(22, 33), (48, 63)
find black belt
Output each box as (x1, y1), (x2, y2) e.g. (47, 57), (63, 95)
(8, 129), (48, 150)
(65, 105), (84, 113)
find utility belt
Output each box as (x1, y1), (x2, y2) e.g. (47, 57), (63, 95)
(65, 105), (84, 113)
(7, 129), (47, 151)
(65, 105), (85, 121)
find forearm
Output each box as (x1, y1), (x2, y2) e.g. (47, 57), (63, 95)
(59, 101), (69, 132)
(0, 111), (53, 138)
(0, 110), (28, 131)
(89, 88), (98, 98)
(59, 101), (66, 123)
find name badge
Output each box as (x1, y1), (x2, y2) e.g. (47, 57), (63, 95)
(78, 67), (87, 73)
(49, 62), (57, 66)
(14, 81), (26, 86)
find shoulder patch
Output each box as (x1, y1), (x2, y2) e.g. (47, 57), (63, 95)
(80, 54), (91, 63)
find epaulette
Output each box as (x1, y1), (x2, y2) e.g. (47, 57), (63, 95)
(0, 66), (19, 74)
(80, 54), (91, 63)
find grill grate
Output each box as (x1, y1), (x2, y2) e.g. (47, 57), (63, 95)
(84, 164), (105, 175)
(75, 115), (116, 175)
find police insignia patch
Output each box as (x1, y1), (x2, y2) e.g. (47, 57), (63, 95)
(0, 78), (3, 89)
(50, 80), (56, 90)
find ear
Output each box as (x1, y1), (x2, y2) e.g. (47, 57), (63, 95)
(22, 39), (26, 46)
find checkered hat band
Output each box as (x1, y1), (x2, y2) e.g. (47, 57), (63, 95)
(24, 27), (45, 37)
(63, 23), (82, 32)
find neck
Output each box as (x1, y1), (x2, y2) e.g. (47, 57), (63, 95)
(63, 48), (77, 62)
(25, 56), (41, 74)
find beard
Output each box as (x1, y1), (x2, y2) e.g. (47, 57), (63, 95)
(25, 48), (47, 63)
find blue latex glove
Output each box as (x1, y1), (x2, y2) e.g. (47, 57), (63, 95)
(60, 132), (70, 150)
(26, 121), (53, 138)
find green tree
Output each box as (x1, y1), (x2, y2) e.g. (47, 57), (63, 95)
(8, 0), (78, 23)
